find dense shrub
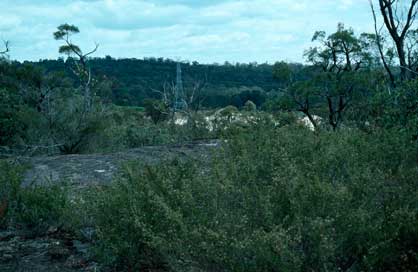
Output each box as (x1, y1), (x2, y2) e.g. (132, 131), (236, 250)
(377, 80), (418, 139)
(0, 160), (70, 232)
(144, 99), (170, 124)
(51, 97), (110, 154)
(0, 160), (22, 227)
(90, 124), (418, 271)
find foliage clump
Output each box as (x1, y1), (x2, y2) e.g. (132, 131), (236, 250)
(143, 98), (170, 124)
(89, 123), (418, 271)
(0, 161), (69, 232)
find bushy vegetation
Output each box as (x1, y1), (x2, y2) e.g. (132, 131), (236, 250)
(0, 160), (70, 232)
(89, 124), (418, 271)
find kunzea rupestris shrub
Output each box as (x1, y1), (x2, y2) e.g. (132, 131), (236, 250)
(90, 124), (418, 271)
(0, 160), (70, 232)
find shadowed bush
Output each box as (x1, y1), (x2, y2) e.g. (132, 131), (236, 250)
(0, 160), (70, 233)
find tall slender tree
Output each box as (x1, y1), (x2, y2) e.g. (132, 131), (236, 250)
(53, 24), (98, 112)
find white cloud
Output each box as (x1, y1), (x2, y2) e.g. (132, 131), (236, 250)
(339, 0), (354, 10)
(0, 15), (22, 31)
(1, 0), (372, 63)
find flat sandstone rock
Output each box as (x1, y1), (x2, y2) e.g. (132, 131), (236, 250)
(22, 141), (219, 187)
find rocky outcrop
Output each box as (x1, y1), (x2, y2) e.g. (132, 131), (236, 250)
(23, 141), (219, 188)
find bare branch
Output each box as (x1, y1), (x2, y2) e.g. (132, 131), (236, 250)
(378, 0), (418, 80)
(83, 42), (99, 58)
(0, 40), (9, 55)
(400, 65), (418, 75)
(370, 0), (396, 86)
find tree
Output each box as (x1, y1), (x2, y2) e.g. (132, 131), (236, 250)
(152, 70), (208, 116)
(275, 24), (372, 130)
(370, 0), (418, 81)
(53, 24), (99, 112)
(52, 24), (111, 154)
(304, 24), (372, 129)
(369, 1), (396, 86)
(273, 61), (294, 89)
(277, 76), (322, 130)
(184, 76), (208, 112)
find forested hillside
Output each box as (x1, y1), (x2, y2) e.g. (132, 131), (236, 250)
(30, 57), (282, 108)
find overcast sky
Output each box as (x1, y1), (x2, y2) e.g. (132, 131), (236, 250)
(1, 0), (373, 63)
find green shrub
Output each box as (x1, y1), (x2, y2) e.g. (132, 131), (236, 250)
(144, 99), (170, 124)
(78, 106), (215, 151)
(0, 160), (70, 232)
(50, 97), (109, 154)
(89, 124), (418, 271)
(15, 185), (69, 231)
(0, 160), (23, 228)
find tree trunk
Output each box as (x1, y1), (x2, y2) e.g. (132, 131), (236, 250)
(84, 84), (91, 112)
(396, 41), (408, 80)
(378, 0), (418, 82)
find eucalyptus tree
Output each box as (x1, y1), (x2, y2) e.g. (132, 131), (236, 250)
(53, 24), (99, 112)
(370, 0), (418, 81)
(275, 24), (373, 130)
(273, 62), (321, 129)
(304, 24), (373, 129)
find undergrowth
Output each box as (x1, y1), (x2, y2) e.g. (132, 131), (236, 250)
(89, 124), (418, 271)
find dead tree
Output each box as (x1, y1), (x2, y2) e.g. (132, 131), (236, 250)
(152, 73), (208, 115)
(185, 76), (208, 112)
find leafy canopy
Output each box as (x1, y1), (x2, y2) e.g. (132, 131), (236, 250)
(53, 23), (82, 56)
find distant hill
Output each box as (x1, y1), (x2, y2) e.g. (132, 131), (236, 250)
(28, 57), (283, 108)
